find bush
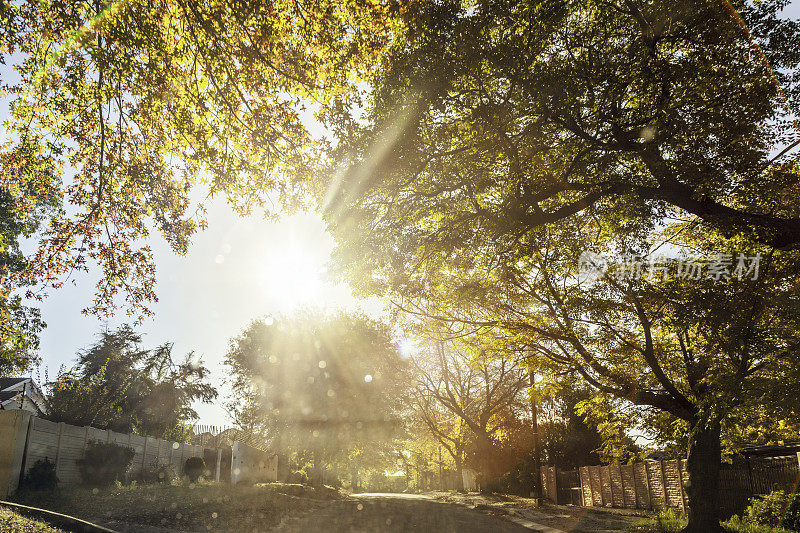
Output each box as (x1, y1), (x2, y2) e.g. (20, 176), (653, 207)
(184, 456), (205, 482)
(139, 462), (178, 484)
(287, 470), (308, 484)
(21, 458), (59, 491)
(76, 440), (135, 486)
(629, 509), (686, 533)
(744, 490), (800, 531)
(498, 461), (532, 496)
(629, 507), (800, 533)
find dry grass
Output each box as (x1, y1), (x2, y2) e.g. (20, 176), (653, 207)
(0, 506), (65, 533)
(11, 482), (339, 532)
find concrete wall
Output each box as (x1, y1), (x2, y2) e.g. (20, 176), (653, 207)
(0, 410), (32, 496)
(540, 466), (557, 502)
(579, 456), (800, 514)
(230, 441), (277, 485)
(1, 412), (218, 497)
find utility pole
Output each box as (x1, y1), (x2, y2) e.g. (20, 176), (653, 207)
(530, 371), (542, 501)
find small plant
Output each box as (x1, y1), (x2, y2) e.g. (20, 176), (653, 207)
(21, 458), (59, 491)
(744, 490), (800, 531)
(140, 458), (178, 484)
(287, 470), (308, 484)
(76, 440), (135, 486)
(141, 462), (178, 484)
(184, 456), (205, 482)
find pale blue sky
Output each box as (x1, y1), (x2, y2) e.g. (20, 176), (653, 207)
(10, 2), (800, 427)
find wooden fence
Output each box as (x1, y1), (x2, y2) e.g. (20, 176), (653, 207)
(539, 455), (800, 517)
(579, 460), (689, 511)
(717, 455), (800, 516)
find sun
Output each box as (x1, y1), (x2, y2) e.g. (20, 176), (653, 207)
(257, 241), (326, 309)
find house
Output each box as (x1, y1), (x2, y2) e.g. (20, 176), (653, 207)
(0, 377), (46, 415)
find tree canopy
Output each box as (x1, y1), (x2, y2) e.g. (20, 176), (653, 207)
(1, 0), (408, 330)
(0, 141), (59, 373)
(46, 324), (217, 440)
(320, 0), (800, 530)
(224, 311), (409, 477)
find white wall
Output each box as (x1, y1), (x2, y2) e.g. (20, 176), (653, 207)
(231, 441), (277, 485)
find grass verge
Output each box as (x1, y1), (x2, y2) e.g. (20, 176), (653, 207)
(628, 510), (797, 533)
(0, 506), (65, 532)
(10, 482), (339, 531)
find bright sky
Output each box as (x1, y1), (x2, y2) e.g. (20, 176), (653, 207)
(31, 203), (386, 426)
(8, 1), (800, 428)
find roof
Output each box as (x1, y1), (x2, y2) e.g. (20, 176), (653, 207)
(741, 443), (800, 457)
(0, 377), (29, 390)
(0, 391), (19, 402)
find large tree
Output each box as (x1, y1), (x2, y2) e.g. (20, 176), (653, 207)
(0, 0), (406, 325)
(46, 325), (217, 439)
(410, 334), (531, 491)
(321, 0), (800, 530)
(224, 311), (409, 482)
(334, 212), (800, 530)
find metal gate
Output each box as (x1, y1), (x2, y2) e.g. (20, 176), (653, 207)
(557, 469), (581, 505)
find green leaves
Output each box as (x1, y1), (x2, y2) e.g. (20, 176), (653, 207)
(45, 324), (217, 439)
(319, 0), (800, 461)
(2, 0), (405, 322)
(224, 310), (409, 464)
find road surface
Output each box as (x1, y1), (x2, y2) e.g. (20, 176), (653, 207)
(272, 492), (542, 532)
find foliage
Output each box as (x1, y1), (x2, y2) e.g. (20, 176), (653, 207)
(287, 470), (308, 485)
(0, 506), (63, 532)
(76, 440), (135, 486)
(629, 509), (799, 533)
(321, 0), (800, 528)
(575, 396), (645, 465)
(409, 333), (530, 491)
(538, 375), (604, 469)
(0, 143), (59, 374)
(743, 490), (800, 531)
(20, 458), (59, 491)
(140, 462), (178, 484)
(365, 472), (407, 493)
(501, 380), (608, 492)
(45, 325), (217, 438)
(224, 310), (410, 477)
(184, 457), (206, 483)
(0, 0), (407, 324)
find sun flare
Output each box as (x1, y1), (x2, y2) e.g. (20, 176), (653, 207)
(257, 241), (327, 309)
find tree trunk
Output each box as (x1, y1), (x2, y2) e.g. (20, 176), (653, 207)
(529, 371), (542, 500)
(455, 456), (465, 492)
(476, 434), (498, 493)
(683, 415), (723, 533)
